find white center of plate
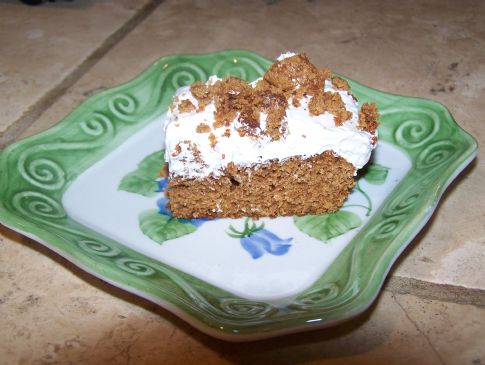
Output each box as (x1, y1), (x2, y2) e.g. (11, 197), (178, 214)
(63, 117), (411, 301)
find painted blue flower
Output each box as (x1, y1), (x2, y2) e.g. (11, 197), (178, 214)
(227, 218), (292, 259)
(156, 196), (172, 216)
(156, 196), (210, 227)
(156, 178), (168, 193)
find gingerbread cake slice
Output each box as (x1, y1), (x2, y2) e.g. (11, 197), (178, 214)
(163, 52), (379, 219)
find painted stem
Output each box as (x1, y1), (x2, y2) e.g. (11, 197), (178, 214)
(354, 181), (372, 216)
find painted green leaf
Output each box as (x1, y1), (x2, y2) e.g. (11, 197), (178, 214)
(363, 163), (390, 185)
(294, 211), (362, 242)
(119, 150), (165, 197)
(139, 209), (196, 244)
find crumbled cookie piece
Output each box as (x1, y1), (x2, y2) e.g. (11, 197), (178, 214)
(172, 143), (182, 157)
(255, 86), (288, 140)
(170, 96), (180, 112)
(308, 91), (352, 125)
(210, 77), (253, 128)
(190, 82), (212, 112)
(319, 68), (332, 81)
(331, 76), (350, 91)
(237, 107), (261, 137)
(208, 133), (218, 148)
(264, 53), (325, 97)
(178, 99), (196, 113)
(212, 119), (224, 129)
(358, 102), (379, 133)
(190, 143), (203, 164)
(254, 78), (282, 95)
(226, 161), (237, 175)
(196, 123), (211, 133)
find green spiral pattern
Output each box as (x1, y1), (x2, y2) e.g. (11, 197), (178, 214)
(212, 56), (267, 80)
(416, 140), (457, 170)
(167, 62), (207, 89)
(115, 258), (157, 276)
(108, 94), (138, 123)
(386, 107), (440, 148)
(12, 191), (66, 220)
(17, 157), (66, 191)
(80, 112), (115, 137)
(219, 298), (277, 319)
(292, 283), (340, 310)
(77, 239), (121, 257)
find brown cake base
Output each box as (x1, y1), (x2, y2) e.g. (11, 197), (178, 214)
(166, 151), (356, 219)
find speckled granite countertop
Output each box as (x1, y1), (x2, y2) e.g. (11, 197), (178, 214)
(0, 1), (484, 364)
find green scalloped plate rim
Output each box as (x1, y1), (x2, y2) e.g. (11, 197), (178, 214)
(0, 49), (478, 341)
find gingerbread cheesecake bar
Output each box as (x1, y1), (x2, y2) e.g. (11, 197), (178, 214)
(163, 52), (379, 219)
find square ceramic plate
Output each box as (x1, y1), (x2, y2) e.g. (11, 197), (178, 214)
(0, 50), (478, 341)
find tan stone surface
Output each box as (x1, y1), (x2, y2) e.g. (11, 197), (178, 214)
(0, 230), (446, 364)
(1, 0), (485, 363)
(0, 0), (151, 140)
(394, 294), (485, 365)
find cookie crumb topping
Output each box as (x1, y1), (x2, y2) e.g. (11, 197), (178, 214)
(208, 133), (217, 148)
(178, 99), (196, 113)
(196, 123), (211, 133)
(308, 91), (352, 126)
(171, 52), (379, 140)
(358, 102), (379, 134)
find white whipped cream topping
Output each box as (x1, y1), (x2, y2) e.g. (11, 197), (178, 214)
(277, 51), (297, 61)
(164, 77), (376, 179)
